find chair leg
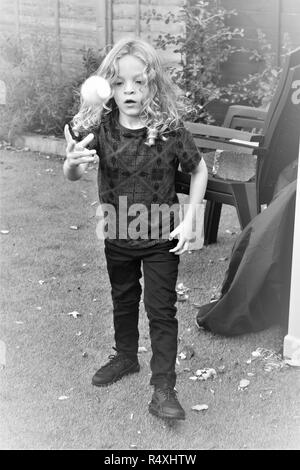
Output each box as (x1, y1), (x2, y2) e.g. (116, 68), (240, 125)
(231, 182), (259, 229)
(204, 201), (222, 245)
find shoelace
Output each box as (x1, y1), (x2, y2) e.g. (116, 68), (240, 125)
(156, 387), (177, 401)
(104, 348), (127, 368)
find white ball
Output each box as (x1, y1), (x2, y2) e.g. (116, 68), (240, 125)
(81, 76), (111, 105)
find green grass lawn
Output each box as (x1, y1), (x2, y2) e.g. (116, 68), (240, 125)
(0, 148), (299, 450)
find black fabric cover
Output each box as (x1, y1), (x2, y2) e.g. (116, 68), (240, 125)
(196, 180), (296, 336)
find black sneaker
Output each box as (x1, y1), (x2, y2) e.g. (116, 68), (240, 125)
(149, 385), (186, 420)
(92, 350), (140, 387)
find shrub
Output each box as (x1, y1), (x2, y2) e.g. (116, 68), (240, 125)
(0, 34), (104, 139)
(146, 0), (244, 122)
(146, 0), (286, 122)
(226, 31), (292, 109)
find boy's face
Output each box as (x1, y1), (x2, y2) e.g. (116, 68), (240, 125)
(113, 54), (149, 123)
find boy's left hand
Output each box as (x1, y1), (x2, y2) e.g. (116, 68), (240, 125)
(169, 218), (195, 255)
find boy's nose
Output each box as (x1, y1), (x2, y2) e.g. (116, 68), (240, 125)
(124, 83), (135, 94)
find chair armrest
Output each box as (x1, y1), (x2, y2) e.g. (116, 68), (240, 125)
(184, 121), (263, 154)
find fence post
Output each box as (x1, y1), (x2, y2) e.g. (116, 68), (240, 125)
(96, 0), (107, 49)
(275, 0), (282, 67)
(15, 0), (20, 44)
(135, 0), (140, 37)
(54, 0), (62, 81)
(106, 0), (113, 46)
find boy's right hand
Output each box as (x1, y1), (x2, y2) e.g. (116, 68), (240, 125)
(64, 124), (98, 168)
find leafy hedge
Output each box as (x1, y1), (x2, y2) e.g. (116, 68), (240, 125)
(0, 1), (290, 139)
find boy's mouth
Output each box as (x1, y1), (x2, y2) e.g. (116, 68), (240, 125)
(124, 99), (137, 104)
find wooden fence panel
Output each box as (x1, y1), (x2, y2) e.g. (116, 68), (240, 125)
(0, 0), (299, 86)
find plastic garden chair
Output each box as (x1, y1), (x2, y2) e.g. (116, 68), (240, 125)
(175, 47), (300, 244)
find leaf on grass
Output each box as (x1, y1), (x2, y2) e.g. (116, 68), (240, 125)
(58, 396), (69, 400)
(67, 311), (81, 319)
(192, 302), (203, 308)
(238, 379), (250, 389)
(191, 404), (208, 411)
(129, 444), (137, 449)
(91, 201), (98, 206)
(189, 376), (198, 381)
(177, 293), (189, 302)
(218, 257), (228, 261)
(176, 282), (189, 294)
(82, 352), (88, 358)
(70, 225), (79, 230)
(75, 331), (83, 337)
(251, 349), (261, 358)
(210, 293), (220, 302)
(15, 321), (24, 325)
(1, 230), (9, 234)
(38, 280), (45, 285)
(178, 345), (195, 360)
(195, 368), (217, 380)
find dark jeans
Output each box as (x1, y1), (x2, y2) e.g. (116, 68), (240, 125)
(104, 239), (179, 388)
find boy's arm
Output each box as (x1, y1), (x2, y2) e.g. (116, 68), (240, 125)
(184, 158), (208, 221)
(170, 158), (208, 255)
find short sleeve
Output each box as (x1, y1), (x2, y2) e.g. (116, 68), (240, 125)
(175, 126), (202, 173)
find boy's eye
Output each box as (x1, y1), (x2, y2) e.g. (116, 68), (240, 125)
(115, 82), (123, 86)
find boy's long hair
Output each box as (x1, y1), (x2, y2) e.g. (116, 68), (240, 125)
(72, 37), (181, 142)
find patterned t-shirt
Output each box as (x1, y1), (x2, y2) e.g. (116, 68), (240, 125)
(74, 108), (202, 249)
